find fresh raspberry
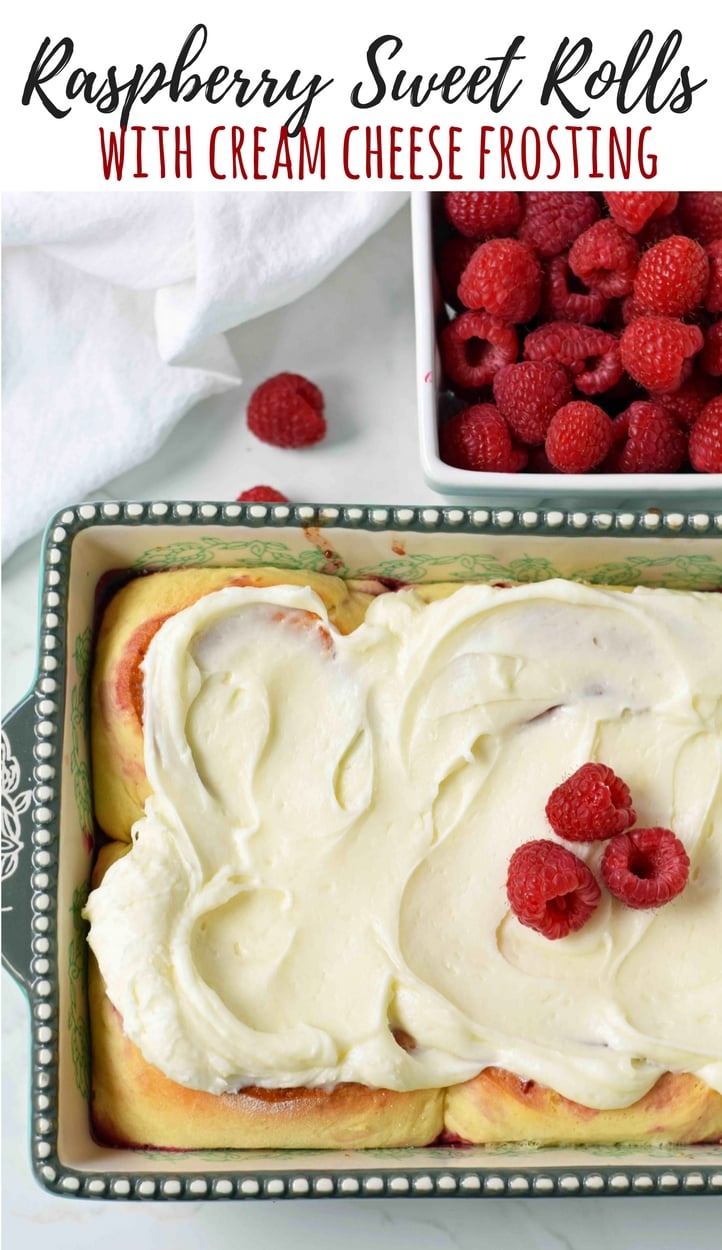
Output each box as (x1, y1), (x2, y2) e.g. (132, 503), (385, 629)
(616, 401), (687, 473)
(545, 401), (614, 473)
(610, 410), (631, 442)
(633, 235), (709, 317)
(601, 443), (625, 473)
(439, 404), (527, 473)
(542, 254), (609, 324)
(444, 191), (522, 240)
(506, 839), (601, 939)
(457, 238), (542, 323)
(705, 240), (722, 313)
(601, 407), (638, 470)
(651, 373), (718, 427)
(619, 292), (645, 326)
(689, 397), (722, 472)
(637, 211), (685, 250)
(700, 320), (722, 376)
(439, 312), (518, 389)
(236, 486), (289, 503)
(677, 192), (722, 246)
(492, 361), (572, 445)
(569, 219), (639, 298)
(546, 763), (636, 842)
(601, 828), (690, 910)
(247, 373), (326, 448)
(601, 411), (630, 471)
(437, 236), (479, 307)
(255, 371), (323, 413)
(620, 317), (704, 391)
(599, 373), (643, 411)
(523, 322), (622, 395)
(604, 192), (679, 234)
(518, 192), (600, 259)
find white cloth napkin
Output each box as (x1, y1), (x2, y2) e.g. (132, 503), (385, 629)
(2, 191), (405, 559)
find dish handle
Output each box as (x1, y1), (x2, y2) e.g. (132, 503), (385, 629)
(2, 693), (37, 990)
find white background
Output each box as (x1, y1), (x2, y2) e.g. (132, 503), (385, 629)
(1, 0), (721, 189)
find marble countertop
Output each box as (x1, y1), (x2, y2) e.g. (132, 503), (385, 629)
(2, 205), (720, 1247)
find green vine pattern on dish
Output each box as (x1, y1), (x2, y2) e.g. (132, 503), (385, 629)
(570, 553), (722, 589)
(68, 883), (90, 1098)
(70, 628), (93, 847)
(130, 537), (722, 590)
(352, 551), (722, 588)
(132, 538), (343, 574)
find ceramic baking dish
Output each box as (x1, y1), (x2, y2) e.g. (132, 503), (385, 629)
(411, 191), (722, 506)
(3, 498), (722, 1201)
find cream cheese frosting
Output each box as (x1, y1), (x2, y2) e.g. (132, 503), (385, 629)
(85, 579), (722, 1109)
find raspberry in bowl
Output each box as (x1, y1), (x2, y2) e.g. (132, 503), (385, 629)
(413, 191), (722, 503)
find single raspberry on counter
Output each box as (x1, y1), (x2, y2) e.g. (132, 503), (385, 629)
(688, 397), (722, 472)
(615, 401), (687, 473)
(542, 254), (609, 325)
(492, 361), (572, 445)
(705, 240), (722, 314)
(604, 192), (679, 234)
(247, 373), (326, 449)
(518, 192), (600, 259)
(546, 763), (636, 842)
(255, 371), (323, 413)
(632, 235), (709, 317)
(506, 839), (601, 939)
(444, 191), (522, 239)
(651, 373), (718, 427)
(457, 237), (542, 323)
(620, 316), (704, 391)
(439, 403), (527, 472)
(545, 401), (614, 473)
(439, 311), (518, 390)
(699, 320), (722, 376)
(236, 486), (289, 503)
(601, 828), (690, 910)
(437, 236), (479, 308)
(677, 192), (722, 246)
(569, 219), (639, 298)
(523, 322), (622, 395)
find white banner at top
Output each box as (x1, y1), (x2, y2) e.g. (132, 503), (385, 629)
(1, 0), (720, 191)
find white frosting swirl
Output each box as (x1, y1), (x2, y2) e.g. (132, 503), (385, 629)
(85, 580), (722, 1108)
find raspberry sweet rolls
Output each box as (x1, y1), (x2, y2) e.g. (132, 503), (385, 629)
(86, 572), (722, 1148)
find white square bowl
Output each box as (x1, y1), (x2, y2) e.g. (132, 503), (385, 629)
(411, 191), (722, 508)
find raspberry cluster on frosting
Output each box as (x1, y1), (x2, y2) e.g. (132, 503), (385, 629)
(436, 191), (722, 474)
(507, 763), (690, 940)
